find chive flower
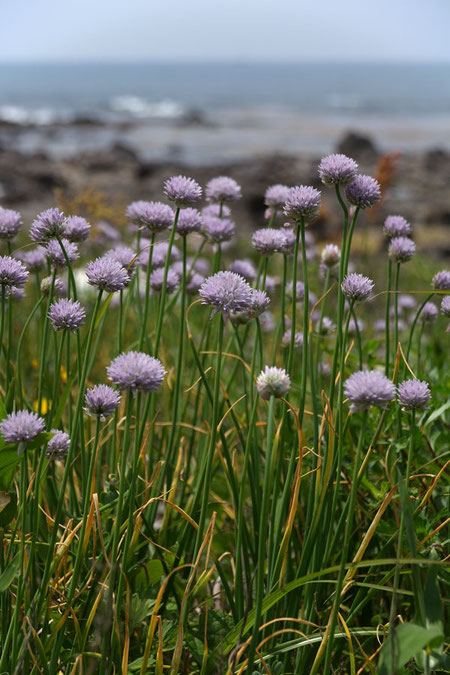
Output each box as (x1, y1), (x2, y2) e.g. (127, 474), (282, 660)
(344, 370), (396, 413)
(86, 255), (130, 292)
(46, 238), (79, 268)
(48, 298), (86, 332)
(252, 228), (287, 256)
(164, 175), (202, 206)
(286, 280), (305, 302)
(256, 366), (291, 400)
(203, 216), (235, 243)
(84, 384), (121, 421)
(202, 203), (231, 219)
(321, 244), (340, 267)
(41, 276), (66, 296)
(199, 271), (253, 321)
(345, 175), (381, 209)
(341, 273), (374, 302)
(186, 272), (205, 294)
(30, 208), (66, 242)
(0, 256), (29, 289)
(397, 379), (431, 411)
(283, 185), (321, 222)
(176, 208), (203, 236)
(107, 351), (166, 395)
(318, 154), (358, 185)
(264, 184), (290, 212)
(388, 236), (416, 263)
(420, 301), (438, 322)
(441, 295), (450, 317)
(0, 207), (22, 240)
(21, 246), (47, 273)
(64, 216), (91, 242)
(0, 410), (45, 445)
(106, 245), (137, 276)
(205, 176), (241, 203)
(149, 267), (179, 293)
(249, 289), (271, 317)
(230, 259), (257, 282)
(278, 227), (297, 254)
(383, 215), (412, 239)
(46, 430), (71, 459)
(432, 269), (450, 291)
(126, 201), (175, 233)
(281, 329), (303, 350)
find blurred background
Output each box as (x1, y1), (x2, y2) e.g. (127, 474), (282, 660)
(0, 0), (449, 254)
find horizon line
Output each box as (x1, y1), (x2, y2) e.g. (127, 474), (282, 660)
(1, 58), (450, 67)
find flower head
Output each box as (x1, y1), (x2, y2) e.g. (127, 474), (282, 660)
(106, 245), (137, 276)
(85, 384), (121, 421)
(202, 216), (235, 243)
(199, 271), (253, 321)
(176, 208), (203, 236)
(126, 201), (174, 233)
(164, 175), (202, 206)
(107, 351), (166, 394)
(256, 366), (291, 400)
(317, 316), (336, 335)
(21, 246), (47, 273)
(264, 184), (290, 211)
(0, 410), (45, 444)
(46, 238), (79, 268)
(0, 207), (22, 240)
(432, 269), (450, 291)
(281, 329), (303, 350)
(0, 256), (29, 288)
(206, 176), (241, 203)
(48, 298), (86, 332)
(283, 185), (321, 222)
(421, 301), (438, 322)
(30, 208), (66, 242)
(341, 273), (374, 302)
(249, 289), (271, 317)
(318, 154), (358, 185)
(397, 294), (416, 313)
(345, 175), (381, 209)
(348, 316), (364, 335)
(278, 227), (297, 254)
(252, 228), (287, 256)
(150, 267), (179, 293)
(64, 216), (91, 242)
(383, 215), (411, 239)
(202, 203), (231, 219)
(321, 244), (340, 267)
(441, 295), (450, 317)
(46, 430), (71, 459)
(388, 236), (416, 263)
(397, 379), (431, 411)
(186, 272), (205, 294)
(344, 370), (395, 413)
(286, 280), (305, 302)
(41, 276), (66, 296)
(230, 259), (257, 282)
(96, 220), (120, 244)
(86, 255), (130, 292)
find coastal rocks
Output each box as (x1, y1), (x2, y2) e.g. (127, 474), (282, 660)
(336, 132), (378, 162)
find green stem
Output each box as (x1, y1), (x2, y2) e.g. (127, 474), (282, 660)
(385, 258), (392, 375)
(393, 262), (400, 369)
(139, 232), (155, 350)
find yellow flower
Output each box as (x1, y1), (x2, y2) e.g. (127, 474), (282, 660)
(33, 398), (51, 414)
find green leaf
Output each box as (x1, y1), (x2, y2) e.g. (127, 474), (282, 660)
(0, 491), (17, 527)
(423, 399), (450, 427)
(0, 448), (23, 491)
(0, 554), (20, 591)
(378, 623), (444, 675)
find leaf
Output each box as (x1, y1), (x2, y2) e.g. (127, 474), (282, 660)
(378, 623), (444, 675)
(0, 491), (17, 527)
(0, 448), (23, 491)
(423, 399), (450, 427)
(0, 554), (20, 591)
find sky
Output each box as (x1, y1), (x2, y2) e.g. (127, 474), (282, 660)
(1, 0), (450, 63)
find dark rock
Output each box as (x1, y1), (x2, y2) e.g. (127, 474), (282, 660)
(336, 132), (378, 161)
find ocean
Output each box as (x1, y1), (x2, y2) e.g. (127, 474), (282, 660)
(1, 62), (449, 164)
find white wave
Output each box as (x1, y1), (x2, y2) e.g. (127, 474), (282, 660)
(109, 96), (185, 119)
(0, 104), (69, 126)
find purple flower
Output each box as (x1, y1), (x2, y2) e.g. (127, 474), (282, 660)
(176, 208), (203, 236)
(320, 261), (339, 282)
(383, 215), (411, 239)
(252, 228), (287, 256)
(344, 370), (396, 413)
(8, 286), (26, 302)
(46, 238), (79, 268)
(286, 280), (305, 302)
(96, 220), (120, 245)
(64, 216), (91, 242)
(199, 271), (253, 321)
(190, 257), (210, 276)
(126, 201), (175, 233)
(106, 245), (137, 275)
(203, 215), (235, 243)
(0, 207), (22, 240)
(186, 272), (205, 294)
(107, 351), (166, 394)
(281, 329), (303, 350)
(283, 186), (321, 222)
(30, 208), (66, 242)
(21, 246), (47, 273)
(278, 227), (297, 255)
(202, 203), (231, 219)
(41, 276), (66, 296)
(421, 301), (438, 322)
(348, 316), (364, 335)
(432, 270), (450, 291)
(46, 430), (71, 459)
(397, 294), (416, 313)
(48, 298), (86, 332)
(206, 176), (241, 203)
(86, 255), (130, 292)
(388, 236), (416, 263)
(0, 410), (45, 444)
(265, 184), (290, 211)
(317, 316), (336, 335)
(139, 241), (181, 270)
(441, 295), (450, 317)
(318, 154), (358, 186)
(150, 267), (179, 293)
(230, 259), (257, 282)
(256, 366), (291, 400)
(0, 256), (29, 289)
(345, 175), (381, 209)
(397, 379), (431, 411)
(249, 289), (271, 317)
(341, 273), (374, 302)
(164, 175), (202, 207)
(263, 275), (277, 295)
(85, 384), (121, 421)
(321, 244), (340, 267)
